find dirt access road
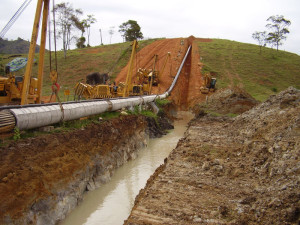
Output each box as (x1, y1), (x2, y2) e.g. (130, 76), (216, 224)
(125, 87), (300, 224)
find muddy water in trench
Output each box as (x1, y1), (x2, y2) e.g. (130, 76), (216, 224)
(60, 112), (193, 225)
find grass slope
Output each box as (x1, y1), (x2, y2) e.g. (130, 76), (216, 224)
(198, 39), (300, 101)
(0, 39), (159, 99)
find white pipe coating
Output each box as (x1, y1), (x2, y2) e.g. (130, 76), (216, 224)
(8, 94), (163, 130)
(3, 45), (191, 131)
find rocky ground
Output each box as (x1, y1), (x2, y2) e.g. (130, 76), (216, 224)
(125, 87), (300, 225)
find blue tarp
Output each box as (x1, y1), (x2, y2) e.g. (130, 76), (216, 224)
(6, 57), (35, 72)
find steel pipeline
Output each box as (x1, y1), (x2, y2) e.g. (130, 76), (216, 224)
(0, 45), (191, 132)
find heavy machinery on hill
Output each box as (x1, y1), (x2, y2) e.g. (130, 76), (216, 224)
(200, 72), (217, 94)
(74, 41), (171, 100)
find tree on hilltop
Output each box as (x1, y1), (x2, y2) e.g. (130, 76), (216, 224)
(53, 2), (83, 58)
(266, 15), (291, 51)
(119, 20), (143, 42)
(252, 31), (267, 54)
(83, 15), (97, 47)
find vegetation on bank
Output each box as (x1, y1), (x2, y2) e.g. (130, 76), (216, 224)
(198, 39), (300, 101)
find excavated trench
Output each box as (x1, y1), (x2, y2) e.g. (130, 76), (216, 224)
(59, 112), (193, 225)
(0, 115), (155, 224)
(0, 37), (200, 225)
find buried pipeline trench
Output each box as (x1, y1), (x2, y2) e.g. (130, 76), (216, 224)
(0, 43), (197, 224)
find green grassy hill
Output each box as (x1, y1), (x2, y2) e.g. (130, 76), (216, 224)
(1, 38), (299, 102)
(198, 39), (300, 101)
(0, 39), (159, 98)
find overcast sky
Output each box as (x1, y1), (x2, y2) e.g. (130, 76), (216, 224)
(0, 0), (299, 55)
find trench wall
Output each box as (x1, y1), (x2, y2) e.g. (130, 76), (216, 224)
(0, 115), (148, 225)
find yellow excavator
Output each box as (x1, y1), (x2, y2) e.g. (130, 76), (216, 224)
(0, 0), (55, 105)
(200, 72), (217, 94)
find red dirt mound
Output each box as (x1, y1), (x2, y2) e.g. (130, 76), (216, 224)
(115, 37), (210, 109)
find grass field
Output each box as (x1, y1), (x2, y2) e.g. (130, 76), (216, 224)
(198, 39), (300, 101)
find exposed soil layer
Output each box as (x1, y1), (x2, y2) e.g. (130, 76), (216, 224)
(125, 87), (300, 224)
(193, 87), (259, 115)
(115, 37), (208, 109)
(0, 115), (173, 224)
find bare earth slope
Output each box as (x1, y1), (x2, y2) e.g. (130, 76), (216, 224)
(125, 87), (300, 224)
(115, 37), (211, 109)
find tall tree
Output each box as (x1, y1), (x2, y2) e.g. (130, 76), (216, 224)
(119, 20), (143, 42)
(84, 14), (97, 47)
(252, 31), (267, 54)
(266, 15), (291, 51)
(53, 2), (82, 58)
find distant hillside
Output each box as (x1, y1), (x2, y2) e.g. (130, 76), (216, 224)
(1, 37), (299, 102)
(198, 39), (300, 101)
(0, 37), (40, 54)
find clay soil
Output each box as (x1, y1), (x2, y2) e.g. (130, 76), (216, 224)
(0, 116), (147, 223)
(115, 37), (211, 109)
(125, 87), (300, 224)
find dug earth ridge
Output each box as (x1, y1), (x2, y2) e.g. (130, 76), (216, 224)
(125, 87), (300, 225)
(0, 114), (173, 225)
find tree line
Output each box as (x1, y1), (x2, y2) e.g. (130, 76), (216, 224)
(252, 15), (291, 54)
(52, 2), (143, 59)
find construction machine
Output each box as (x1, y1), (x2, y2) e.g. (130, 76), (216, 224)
(74, 40), (142, 99)
(200, 72), (217, 94)
(74, 40), (171, 100)
(0, 64), (39, 105)
(0, 0), (52, 105)
(137, 52), (170, 94)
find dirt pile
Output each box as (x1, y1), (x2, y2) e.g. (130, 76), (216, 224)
(125, 87), (300, 224)
(193, 87), (259, 115)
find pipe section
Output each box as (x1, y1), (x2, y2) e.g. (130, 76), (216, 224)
(167, 45), (192, 94)
(0, 45), (192, 132)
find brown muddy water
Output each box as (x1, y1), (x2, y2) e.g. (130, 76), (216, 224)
(60, 112), (193, 225)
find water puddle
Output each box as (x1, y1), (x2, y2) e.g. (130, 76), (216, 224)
(60, 111), (193, 225)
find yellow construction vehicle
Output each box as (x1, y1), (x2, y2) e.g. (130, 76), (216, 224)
(74, 41), (171, 99)
(74, 40), (142, 99)
(137, 52), (170, 94)
(0, 0), (51, 105)
(0, 65), (39, 105)
(200, 72), (217, 94)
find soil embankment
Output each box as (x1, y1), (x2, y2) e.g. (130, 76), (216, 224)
(125, 87), (300, 224)
(0, 115), (172, 224)
(115, 37), (210, 110)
